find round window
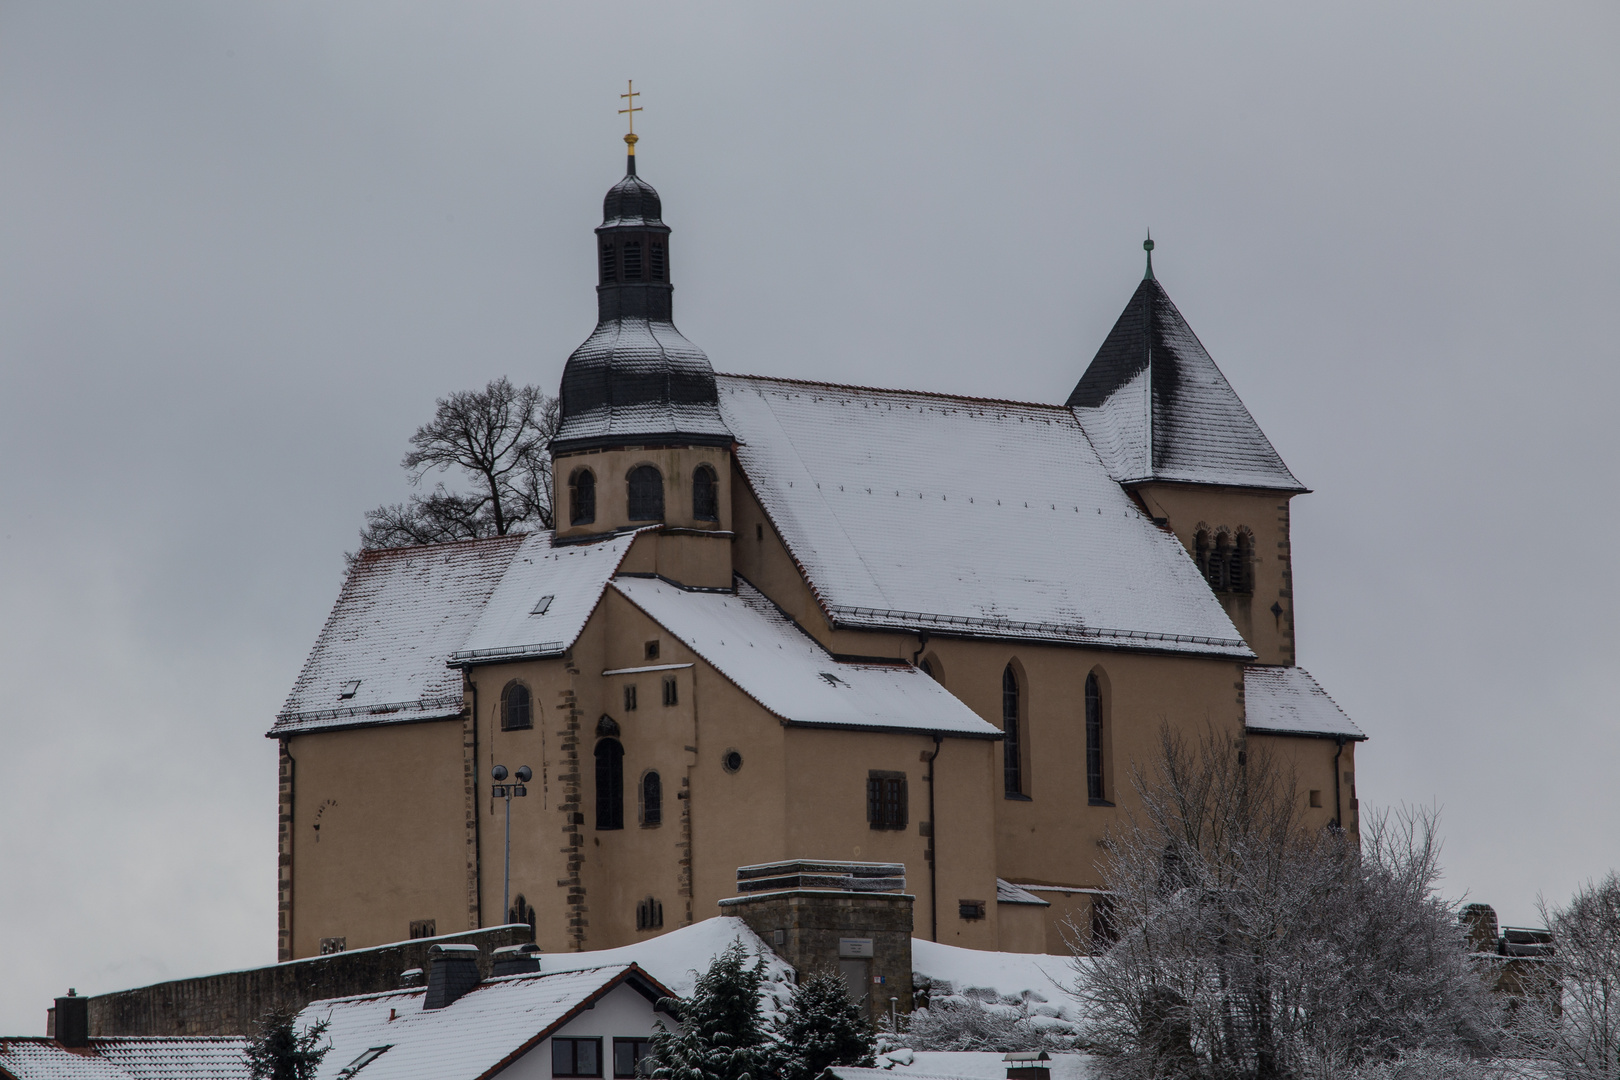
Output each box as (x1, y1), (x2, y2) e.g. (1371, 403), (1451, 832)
(721, 749), (743, 773)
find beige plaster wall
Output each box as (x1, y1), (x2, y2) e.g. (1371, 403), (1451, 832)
(1248, 732), (1360, 836)
(285, 720), (471, 958)
(1130, 483), (1298, 665)
(554, 446), (732, 541)
(616, 530), (733, 590)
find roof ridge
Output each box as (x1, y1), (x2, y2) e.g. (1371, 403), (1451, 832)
(717, 372), (1070, 414)
(356, 531), (533, 562)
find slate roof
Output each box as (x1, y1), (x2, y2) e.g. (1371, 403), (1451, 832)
(612, 577), (1002, 738)
(1067, 277), (1305, 492)
(0, 1038), (248, 1080)
(995, 879), (1050, 906)
(273, 536), (525, 735)
(716, 375), (1252, 658)
(300, 965), (671, 1080)
(1243, 665), (1364, 740)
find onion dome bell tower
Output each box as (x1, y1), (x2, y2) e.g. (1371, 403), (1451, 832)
(552, 127), (732, 454)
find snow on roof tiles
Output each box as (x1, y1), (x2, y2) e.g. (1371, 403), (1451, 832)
(1068, 277), (1306, 492)
(611, 577), (1002, 738)
(273, 536), (525, 735)
(91, 1039), (250, 1080)
(716, 375), (1252, 658)
(1244, 666), (1365, 740)
(995, 879), (1050, 906)
(0, 1041), (137, 1080)
(533, 916), (793, 999)
(450, 532), (640, 665)
(300, 965), (638, 1080)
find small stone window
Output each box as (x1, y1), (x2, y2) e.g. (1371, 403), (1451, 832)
(623, 240), (643, 281)
(645, 640), (660, 661)
(722, 749), (743, 773)
(641, 771), (662, 827)
(319, 937), (346, 955)
(501, 681), (532, 731)
(867, 770), (908, 830)
(409, 919), (436, 939)
(623, 684), (638, 712)
(692, 464), (719, 521)
(958, 900), (986, 920)
(1309, 789), (1323, 808)
(635, 898), (663, 932)
(570, 468), (596, 527)
(627, 466), (664, 521)
(662, 676), (678, 707)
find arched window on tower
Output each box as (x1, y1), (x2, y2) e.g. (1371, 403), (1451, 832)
(1194, 530), (1211, 581)
(600, 242), (617, 284)
(1229, 531), (1253, 595)
(1003, 665), (1023, 797)
(627, 466), (664, 521)
(501, 681), (531, 731)
(650, 242), (666, 281)
(1208, 534), (1231, 591)
(623, 240), (643, 281)
(569, 468), (596, 527)
(595, 739), (624, 830)
(692, 465), (719, 522)
(1085, 673), (1105, 803)
(641, 771), (662, 827)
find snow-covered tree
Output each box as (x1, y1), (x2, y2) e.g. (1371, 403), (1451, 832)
(772, 969), (875, 1080)
(1507, 872), (1620, 1080)
(243, 1007), (329, 1080)
(1076, 724), (1498, 1080)
(901, 987), (1075, 1053)
(356, 377), (558, 554)
(651, 942), (774, 1080)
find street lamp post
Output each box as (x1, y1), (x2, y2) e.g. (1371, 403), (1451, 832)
(490, 764), (531, 924)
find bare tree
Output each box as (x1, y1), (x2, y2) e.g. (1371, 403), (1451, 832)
(357, 378), (559, 553)
(1075, 724), (1498, 1080)
(1507, 872), (1620, 1079)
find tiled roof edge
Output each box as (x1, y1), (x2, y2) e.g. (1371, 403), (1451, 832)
(826, 604), (1253, 657)
(718, 372), (1073, 415)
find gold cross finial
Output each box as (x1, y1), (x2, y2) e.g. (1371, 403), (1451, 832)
(619, 80), (642, 152)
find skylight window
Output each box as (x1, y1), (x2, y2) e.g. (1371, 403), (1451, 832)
(339, 680), (361, 699)
(531, 595), (555, 616)
(337, 1046), (392, 1079)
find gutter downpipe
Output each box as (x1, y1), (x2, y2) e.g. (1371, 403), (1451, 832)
(1332, 735), (1346, 830)
(924, 735), (942, 942)
(470, 673), (483, 925)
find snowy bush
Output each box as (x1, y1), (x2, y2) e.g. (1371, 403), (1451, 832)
(900, 980), (1079, 1052)
(1505, 871), (1620, 1080)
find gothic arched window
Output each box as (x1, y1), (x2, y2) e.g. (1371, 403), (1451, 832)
(1208, 534), (1231, 591)
(501, 681), (532, 731)
(1229, 531), (1253, 595)
(1085, 673), (1105, 802)
(627, 466), (664, 522)
(641, 771), (662, 827)
(692, 465), (719, 522)
(569, 468), (596, 527)
(595, 739), (624, 830)
(1003, 664), (1023, 797)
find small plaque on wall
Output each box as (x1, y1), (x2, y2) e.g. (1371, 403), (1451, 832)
(838, 937), (874, 958)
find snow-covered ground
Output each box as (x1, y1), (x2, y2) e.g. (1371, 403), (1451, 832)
(911, 938), (1088, 1029)
(844, 1050), (1101, 1080)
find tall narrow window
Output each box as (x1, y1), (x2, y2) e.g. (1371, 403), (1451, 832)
(595, 739), (624, 830)
(641, 771), (662, 827)
(501, 681), (532, 731)
(1085, 673), (1105, 802)
(649, 242), (666, 282)
(692, 464), (719, 522)
(623, 240), (643, 280)
(627, 466), (664, 521)
(1208, 534), (1230, 591)
(1229, 532), (1252, 595)
(1002, 665), (1023, 796)
(570, 469), (596, 526)
(867, 771), (908, 829)
(600, 243), (617, 284)
(1194, 530), (1210, 580)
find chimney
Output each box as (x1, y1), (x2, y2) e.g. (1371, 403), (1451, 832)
(399, 967), (425, 988)
(1004, 1051), (1051, 1080)
(423, 944), (481, 1010)
(55, 990), (89, 1048)
(491, 944), (541, 977)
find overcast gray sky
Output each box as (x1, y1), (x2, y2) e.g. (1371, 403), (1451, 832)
(1, 0), (1616, 1033)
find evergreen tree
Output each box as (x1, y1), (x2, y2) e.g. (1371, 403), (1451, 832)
(774, 969), (875, 1080)
(244, 1007), (330, 1080)
(651, 942), (772, 1080)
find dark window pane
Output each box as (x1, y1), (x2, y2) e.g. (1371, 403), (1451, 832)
(571, 470), (596, 526)
(1002, 666), (1022, 795)
(627, 466), (664, 521)
(692, 465), (719, 521)
(577, 1040), (599, 1077)
(1086, 673), (1104, 801)
(643, 771), (662, 826)
(554, 1041), (573, 1076)
(502, 682), (531, 731)
(595, 740), (624, 830)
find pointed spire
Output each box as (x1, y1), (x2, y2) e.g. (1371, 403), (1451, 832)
(1143, 231), (1155, 281)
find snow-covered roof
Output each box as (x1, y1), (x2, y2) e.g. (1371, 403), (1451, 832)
(716, 376), (1252, 659)
(1243, 665), (1365, 740)
(302, 965), (668, 1080)
(0, 1038), (248, 1080)
(611, 577), (1002, 738)
(1067, 277), (1305, 493)
(846, 1052), (1101, 1080)
(554, 317), (733, 452)
(995, 880), (1049, 906)
(450, 531), (640, 665)
(533, 916), (794, 1002)
(911, 939), (1080, 1012)
(273, 536), (525, 735)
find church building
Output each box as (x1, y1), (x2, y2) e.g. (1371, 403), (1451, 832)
(269, 132), (1365, 964)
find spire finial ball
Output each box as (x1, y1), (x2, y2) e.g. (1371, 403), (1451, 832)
(1144, 236), (1154, 253)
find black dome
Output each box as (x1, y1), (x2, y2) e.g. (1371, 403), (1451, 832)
(602, 171), (663, 229)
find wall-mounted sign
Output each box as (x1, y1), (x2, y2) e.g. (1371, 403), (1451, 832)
(838, 937), (874, 958)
